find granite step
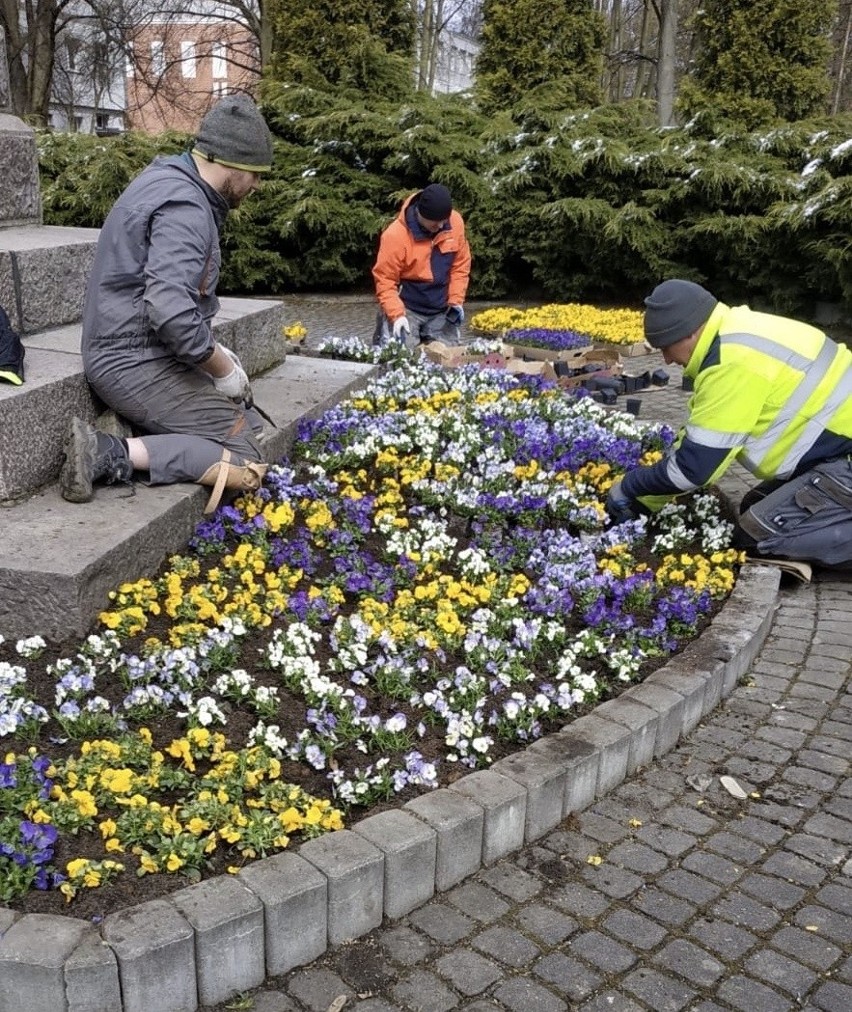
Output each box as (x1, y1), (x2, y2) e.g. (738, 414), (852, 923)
(0, 225), (99, 334)
(0, 296), (288, 504)
(0, 354), (376, 642)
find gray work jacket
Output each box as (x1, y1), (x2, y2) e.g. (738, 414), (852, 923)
(81, 153), (229, 374)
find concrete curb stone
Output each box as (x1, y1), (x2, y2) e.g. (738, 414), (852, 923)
(489, 750), (568, 843)
(623, 679), (687, 759)
(236, 852), (328, 977)
(352, 809), (438, 919)
(100, 898), (196, 1012)
(647, 665), (710, 737)
(448, 770), (528, 865)
(169, 876), (265, 1008)
(0, 914), (91, 1012)
(0, 908), (18, 938)
(64, 930), (122, 1012)
(565, 713), (632, 797)
(0, 563), (782, 1012)
(403, 788), (485, 890)
(593, 696), (660, 775)
(527, 729), (600, 816)
(298, 829), (384, 946)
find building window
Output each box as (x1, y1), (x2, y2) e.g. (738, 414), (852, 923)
(212, 80), (229, 98)
(96, 112), (109, 131)
(181, 40), (196, 78)
(150, 40), (165, 76)
(73, 115), (83, 133)
(212, 42), (227, 80)
(66, 37), (80, 71)
(125, 45), (134, 79)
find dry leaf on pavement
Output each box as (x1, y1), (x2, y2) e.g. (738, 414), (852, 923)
(719, 775), (748, 799)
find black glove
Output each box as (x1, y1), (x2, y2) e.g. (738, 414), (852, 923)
(606, 479), (639, 524)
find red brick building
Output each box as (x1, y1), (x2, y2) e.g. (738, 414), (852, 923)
(125, 18), (260, 134)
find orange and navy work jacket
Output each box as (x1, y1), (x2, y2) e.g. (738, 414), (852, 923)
(372, 192), (471, 323)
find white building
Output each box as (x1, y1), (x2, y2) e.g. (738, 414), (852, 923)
(48, 17), (126, 134)
(432, 31), (479, 94)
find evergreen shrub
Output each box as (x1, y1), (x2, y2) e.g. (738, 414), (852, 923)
(36, 97), (852, 317)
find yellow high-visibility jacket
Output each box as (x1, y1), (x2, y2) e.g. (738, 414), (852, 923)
(621, 302), (852, 507)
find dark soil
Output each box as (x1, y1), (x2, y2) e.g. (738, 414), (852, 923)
(2, 610), (717, 923)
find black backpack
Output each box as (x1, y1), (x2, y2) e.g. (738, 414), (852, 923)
(0, 304), (25, 385)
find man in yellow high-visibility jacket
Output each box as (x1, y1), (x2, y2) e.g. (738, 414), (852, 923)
(607, 279), (852, 567)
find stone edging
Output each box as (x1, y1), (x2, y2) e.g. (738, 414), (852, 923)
(0, 563), (781, 1012)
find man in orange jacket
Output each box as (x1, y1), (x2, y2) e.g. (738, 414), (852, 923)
(372, 183), (472, 349)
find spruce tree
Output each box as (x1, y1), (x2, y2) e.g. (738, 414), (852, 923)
(269, 0), (415, 99)
(475, 0), (607, 115)
(679, 0), (838, 127)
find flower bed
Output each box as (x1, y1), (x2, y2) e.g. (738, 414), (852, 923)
(1, 351), (743, 918)
(471, 303), (646, 349)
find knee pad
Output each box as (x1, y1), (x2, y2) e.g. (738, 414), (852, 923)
(197, 449), (267, 514)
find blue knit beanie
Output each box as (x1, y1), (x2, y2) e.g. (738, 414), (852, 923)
(417, 184), (453, 221)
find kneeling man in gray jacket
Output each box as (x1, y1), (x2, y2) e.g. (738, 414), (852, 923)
(61, 93), (273, 512)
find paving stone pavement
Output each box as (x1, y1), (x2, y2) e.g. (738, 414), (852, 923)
(202, 299), (851, 1012)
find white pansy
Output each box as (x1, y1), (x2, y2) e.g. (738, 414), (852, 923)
(15, 636), (46, 659)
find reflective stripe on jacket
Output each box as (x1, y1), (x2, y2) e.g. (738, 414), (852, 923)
(622, 302), (852, 503)
(372, 192), (471, 321)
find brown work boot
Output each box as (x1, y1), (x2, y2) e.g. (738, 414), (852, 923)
(60, 416), (134, 503)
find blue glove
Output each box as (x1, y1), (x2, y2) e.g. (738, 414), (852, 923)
(445, 305), (464, 326)
(606, 479), (639, 524)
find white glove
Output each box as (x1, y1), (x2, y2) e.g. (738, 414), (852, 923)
(392, 316), (411, 342)
(214, 360), (251, 401)
(221, 346), (244, 371)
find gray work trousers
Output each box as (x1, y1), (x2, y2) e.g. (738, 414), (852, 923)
(737, 456), (852, 567)
(84, 341), (264, 484)
(373, 309), (461, 351)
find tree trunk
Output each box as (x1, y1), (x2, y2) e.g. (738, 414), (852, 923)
(1, 0), (30, 115)
(257, 0), (272, 69)
(633, 0), (653, 98)
(832, 0), (852, 113)
(657, 0), (677, 124)
(417, 0), (434, 90)
(27, 3), (58, 125)
(0, 0), (61, 124)
(607, 0), (624, 102)
(427, 0), (446, 90)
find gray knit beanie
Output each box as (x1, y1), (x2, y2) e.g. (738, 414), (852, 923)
(193, 94), (273, 173)
(644, 279), (718, 348)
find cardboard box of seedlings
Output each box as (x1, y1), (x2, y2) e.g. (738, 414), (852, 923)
(421, 342), (557, 380)
(555, 347), (624, 391)
(618, 340), (654, 358)
(506, 343), (595, 364)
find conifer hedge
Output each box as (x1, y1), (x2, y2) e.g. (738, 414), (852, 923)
(36, 92), (852, 317)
